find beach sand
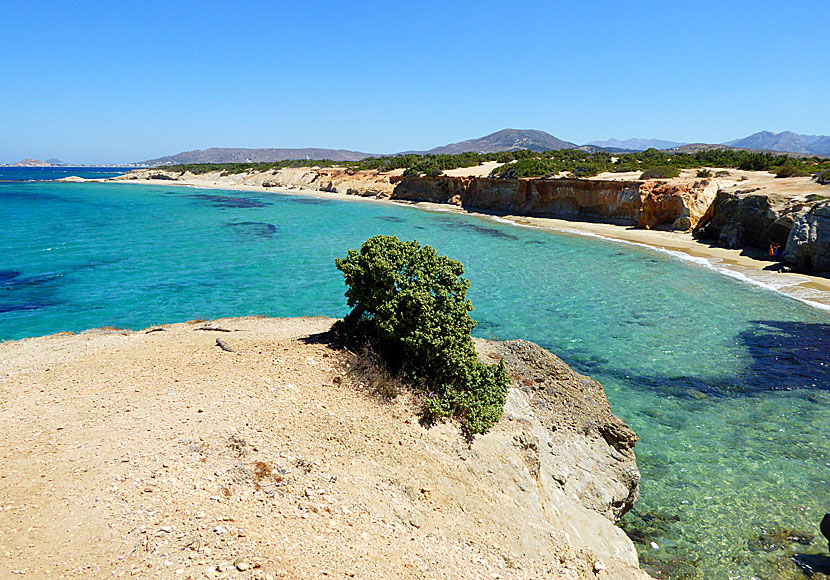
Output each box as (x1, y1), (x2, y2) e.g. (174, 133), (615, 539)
(102, 174), (830, 309)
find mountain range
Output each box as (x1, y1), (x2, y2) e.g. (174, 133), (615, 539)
(18, 129), (826, 167)
(143, 147), (374, 165)
(724, 131), (830, 156)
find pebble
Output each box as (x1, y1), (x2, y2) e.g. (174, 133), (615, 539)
(234, 557), (249, 571)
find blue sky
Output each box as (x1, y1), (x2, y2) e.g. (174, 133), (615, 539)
(2, 0), (828, 163)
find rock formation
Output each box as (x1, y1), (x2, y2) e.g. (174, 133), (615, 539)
(693, 190), (809, 249)
(392, 175), (717, 230)
(782, 201), (830, 273)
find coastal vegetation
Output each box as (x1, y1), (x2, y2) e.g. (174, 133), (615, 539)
(333, 235), (509, 437)
(158, 147), (830, 180)
(639, 166), (681, 179)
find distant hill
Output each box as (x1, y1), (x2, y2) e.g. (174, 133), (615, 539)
(585, 137), (685, 151)
(144, 147), (374, 166)
(725, 131), (830, 156)
(424, 129), (576, 155)
(45, 158), (69, 166)
(12, 158), (51, 167)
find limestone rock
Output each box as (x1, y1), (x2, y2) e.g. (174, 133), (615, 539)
(693, 190), (808, 249)
(782, 201), (830, 273)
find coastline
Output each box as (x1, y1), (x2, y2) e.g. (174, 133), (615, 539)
(98, 175), (830, 310)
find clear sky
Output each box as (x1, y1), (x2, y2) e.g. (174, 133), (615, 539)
(2, 0), (828, 164)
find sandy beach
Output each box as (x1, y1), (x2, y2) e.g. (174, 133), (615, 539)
(100, 174), (830, 310)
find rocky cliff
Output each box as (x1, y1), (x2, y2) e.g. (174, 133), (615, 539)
(692, 190), (810, 249)
(782, 201), (830, 273)
(392, 175), (718, 230)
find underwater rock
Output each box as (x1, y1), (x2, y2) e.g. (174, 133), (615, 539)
(748, 528), (814, 552)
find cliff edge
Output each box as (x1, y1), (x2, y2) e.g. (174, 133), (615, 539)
(0, 317), (649, 579)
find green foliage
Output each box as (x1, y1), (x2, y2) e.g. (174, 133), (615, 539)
(334, 235), (509, 436)
(815, 170), (830, 185)
(696, 169), (713, 178)
(639, 166), (681, 179)
(775, 163), (811, 178)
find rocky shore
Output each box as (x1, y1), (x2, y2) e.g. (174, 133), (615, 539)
(0, 317), (650, 579)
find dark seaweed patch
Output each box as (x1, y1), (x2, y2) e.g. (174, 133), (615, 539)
(737, 320), (830, 392)
(280, 196), (334, 205)
(375, 216), (406, 223)
(0, 301), (48, 314)
(525, 240), (546, 245)
(226, 221), (278, 239)
(436, 219), (518, 240)
(0, 270), (21, 283)
(187, 194), (271, 208)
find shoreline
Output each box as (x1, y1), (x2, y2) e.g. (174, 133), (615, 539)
(98, 176), (830, 310)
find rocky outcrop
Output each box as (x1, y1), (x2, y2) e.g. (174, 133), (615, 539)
(476, 339), (640, 522)
(0, 316), (651, 579)
(113, 167), (398, 198)
(392, 176), (717, 230)
(782, 201), (830, 273)
(693, 190), (809, 249)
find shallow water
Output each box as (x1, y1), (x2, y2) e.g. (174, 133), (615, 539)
(1, 177), (828, 579)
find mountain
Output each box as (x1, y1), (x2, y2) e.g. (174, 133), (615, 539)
(12, 158), (51, 167)
(144, 147), (374, 166)
(424, 129), (576, 155)
(45, 158), (69, 166)
(585, 137), (685, 151)
(725, 131), (830, 156)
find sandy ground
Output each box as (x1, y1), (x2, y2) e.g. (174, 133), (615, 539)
(442, 161), (503, 177)
(100, 174), (830, 309)
(0, 317), (640, 580)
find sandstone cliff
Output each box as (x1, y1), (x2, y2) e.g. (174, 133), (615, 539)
(0, 317), (650, 579)
(391, 176), (717, 231)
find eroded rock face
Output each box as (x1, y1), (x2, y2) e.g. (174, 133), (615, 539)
(639, 180), (718, 231)
(693, 190), (808, 249)
(393, 176), (716, 230)
(782, 201), (830, 273)
(476, 339), (640, 522)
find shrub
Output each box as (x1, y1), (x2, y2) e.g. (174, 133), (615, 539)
(715, 170), (731, 177)
(775, 164), (811, 178)
(334, 235), (509, 436)
(639, 166), (681, 179)
(814, 170), (830, 185)
(696, 169), (713, 178)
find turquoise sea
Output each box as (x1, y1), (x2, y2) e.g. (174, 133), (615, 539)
(2, 168), (828, 578)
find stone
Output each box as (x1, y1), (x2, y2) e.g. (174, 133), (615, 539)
(234, 557), (249, 571)
(782, 201), (830, 273)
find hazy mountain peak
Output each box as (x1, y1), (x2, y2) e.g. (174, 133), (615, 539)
(725, 130), (830, 156)
(425, 129), (576, 155)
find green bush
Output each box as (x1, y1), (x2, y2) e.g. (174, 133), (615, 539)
(639, 166), (681, 179)
(776, 163), (811, 178)
(334, 235), (509, 436)
(696, 169), (713, 178)
(815, 170), (830, 185)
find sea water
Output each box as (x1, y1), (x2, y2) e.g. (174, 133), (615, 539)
(2, 173), (828, 579)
